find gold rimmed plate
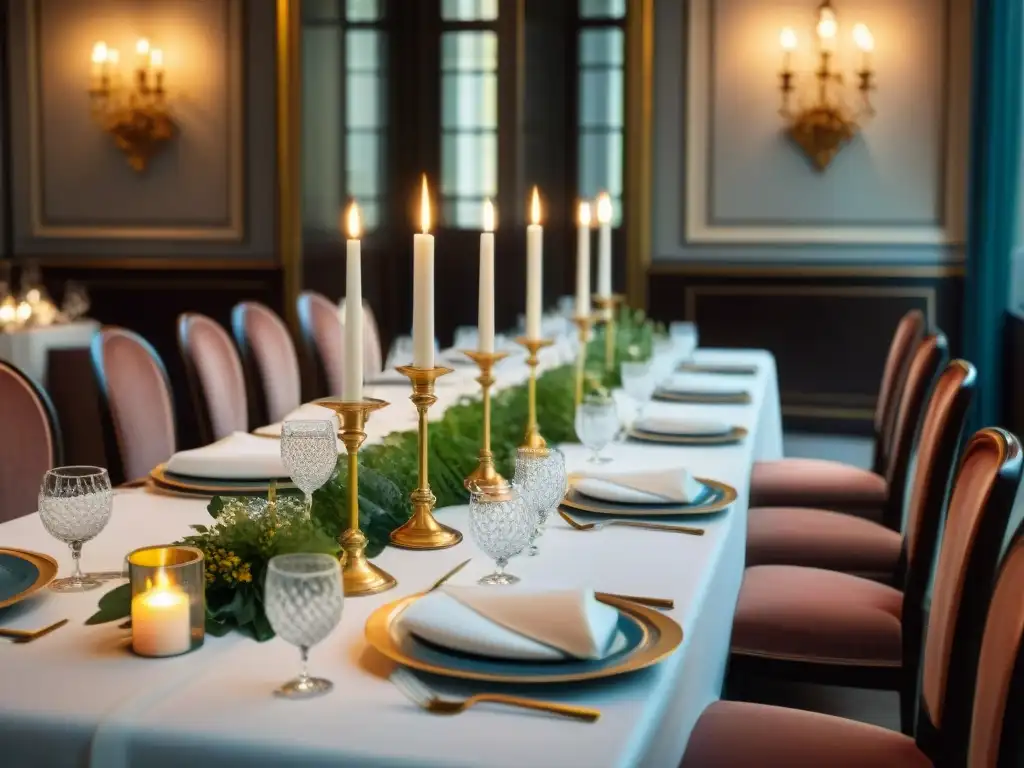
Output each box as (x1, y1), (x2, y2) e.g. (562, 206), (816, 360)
(676, 362), (758, 376)
(627, 425), (748, 446)
(653, 388), (751, 405)
(0, 549), (58, 610)
(561, 475), (737, 517)
(149, 464), (296, 497)
(364, 593), (682, 684)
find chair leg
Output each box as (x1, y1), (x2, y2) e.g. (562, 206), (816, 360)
(899, 671), (917, 735)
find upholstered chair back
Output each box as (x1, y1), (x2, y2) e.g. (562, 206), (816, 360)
(874, 309), (926, 474)
(91, 327), (177, 485)
(231, 302), (301, 426)
(0, 361), (62, 523)
(363, 301), (384, 379)
(297, 291), (345, 399)
(178, 313), (248, 444)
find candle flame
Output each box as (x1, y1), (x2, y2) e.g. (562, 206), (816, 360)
(483, 198), (495, 232)
(136, 38), (150, 56)
(817, 7), (837, 41)
(92, 41), (108, 64)
(346, 202), (361, 239)
(853, 23), (874, 52)
(578, 201), (592, 227)
(530, 187), (541, 225)
(150, 48), (164, 68)
(107, 49), (120, 65)
(596, 193), (612, 224)
(779, 27), (797, 51)
(419, 174), (431, 234)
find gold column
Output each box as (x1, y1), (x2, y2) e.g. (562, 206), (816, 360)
(571, 315), (593, 407)
(462, 350), (512, 495)
(593, 295), (624, 373)
(275, 0), (302, 334)
(515, 337), (553, 453)
(624, 0), (654, 312)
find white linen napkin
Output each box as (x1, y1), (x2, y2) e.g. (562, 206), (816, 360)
(165, 432), (287, 480)
(398, 587), (621, 661)
(634, 416), (732, 437)
(575, 468), (706, 504)
(659, 375), (748, 397)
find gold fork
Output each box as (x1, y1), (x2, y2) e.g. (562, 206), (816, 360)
(390, 667), (599, 722)
(559, 509), (704, 536)
(0, 618), (69, 643)
(425, 559), (472, 593)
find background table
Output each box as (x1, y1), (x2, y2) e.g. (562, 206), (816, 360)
(0, 348), (781, 768)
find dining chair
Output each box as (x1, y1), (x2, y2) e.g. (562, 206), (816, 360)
(683, 446), (1024, 767)
(297, 291), (345, 399)
(231, 302), (301, 427)
(749, 309), (926, 513)
(0, 360), (62, 523)
(90, 326), (176, 486)
(728, 425), (1019, 736)
(177, 312), (248, 444)
(746, 336), (960, 577)
(362, 301), (384, 379)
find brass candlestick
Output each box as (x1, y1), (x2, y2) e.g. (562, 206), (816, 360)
(594, 294), (625, 372)
(515, 337), (554, 454)
(317, 398), (397, 597)
(571, 315), (594, 407)
(462, 350), (512, 496)
(390, 366), (463, 550)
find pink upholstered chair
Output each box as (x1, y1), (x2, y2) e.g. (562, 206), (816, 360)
(91, 327), (177, 486)
(749, 309), (926, 513)
(177, 313), (248, 444)
(297, 291), (345, 399)
(0, 361), (62, 523)
(746, 335), (957, 576)
(730, 420), (1016, 735)
(231, 302), (302, 426)
(682, 428), (1024, 768)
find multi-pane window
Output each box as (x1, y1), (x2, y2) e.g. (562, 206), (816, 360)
(577, 0), (624, 225)
(440, 0), (499, 228)
(345, 0), (385, 228)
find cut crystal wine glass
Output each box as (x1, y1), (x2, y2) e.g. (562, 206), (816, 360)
(575, 396), (620, 463)
(513, 447), (568, 556)
(468, 485), (534, 585)
(38, 466), (113, 592)
(264, 553), (344, 699)
(621, 360), (656, 426)
(280, 420), (337, 516)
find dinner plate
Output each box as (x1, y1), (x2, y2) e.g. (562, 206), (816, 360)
(653, 388), (751, 405)
(561, 476), (736, 517)
(676, 362), (758, 376)
(149, 464), (295, 496)
(627, 425), (748, 446)
(0, 549), (58, 610)
(364, 593), (682, 684)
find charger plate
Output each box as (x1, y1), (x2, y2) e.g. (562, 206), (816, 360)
(561, 476), (736, 517)
(149, 464), (295, 497)
(676, 362), (758, 376)
(627, 425), (748, 446)
(364, 593), (682, 684)
(653, 388), (751, 405)
(0, 549), (58, 610)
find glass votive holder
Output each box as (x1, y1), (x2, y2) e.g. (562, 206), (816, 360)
(127, 545), (205, 657)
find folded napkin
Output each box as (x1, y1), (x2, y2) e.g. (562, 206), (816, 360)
(399, 587), (621, 661)
(165, 432), (287, 480)
(660, 375), (748, 397)
(635, 416), (732, 437)
(575, 468), (706, 504)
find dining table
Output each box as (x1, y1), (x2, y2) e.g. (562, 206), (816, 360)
(0, 344), (782, 768)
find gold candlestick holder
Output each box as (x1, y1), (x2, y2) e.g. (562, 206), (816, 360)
(316, 398), (397, 597)
(571, 315), (594, 407)
(390, 365), (463, 550)
(515, 337), (554, 454)
(462, 350), (512, 496)
(593, 294), (625, 372)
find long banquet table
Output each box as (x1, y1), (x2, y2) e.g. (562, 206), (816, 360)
(0, 348), (782, 768)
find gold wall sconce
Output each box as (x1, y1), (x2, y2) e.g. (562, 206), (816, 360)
(778, 1), (875, 171)
(88, 39), (176, 172)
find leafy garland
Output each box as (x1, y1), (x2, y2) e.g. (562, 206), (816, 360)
(88, 309), (663, 639)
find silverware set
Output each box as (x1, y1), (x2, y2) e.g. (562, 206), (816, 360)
(558, 509), (704, 537)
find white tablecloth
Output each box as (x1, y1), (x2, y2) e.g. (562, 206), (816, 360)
(0, 348), (782, 768)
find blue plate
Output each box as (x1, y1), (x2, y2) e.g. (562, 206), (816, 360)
(0, 549), (58, 609)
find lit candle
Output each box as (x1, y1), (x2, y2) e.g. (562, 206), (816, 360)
(816, 6), (837, 53)
(779, 27), (797, 71)
(150, 48), (164, 71)
(576, 202), (592, 317)
(135, 38), (150, 73)
(413, 175), (435, 368)
(853, 23), (874, 70)
(525, 187), (543, 340)
(343, 202), (363, 401)
(479, 199), (496, 353)
(131, 572), (191, 657)
(91, 41), (108, 87)
(596, 192), (613, 299)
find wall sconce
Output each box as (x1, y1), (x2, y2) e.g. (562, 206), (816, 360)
(88, 38), (176, 172)
(778, 1), (875, 171)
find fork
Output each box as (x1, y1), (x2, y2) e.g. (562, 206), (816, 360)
(559, 509), (704, 536)
(0, 618), (69, 643)
(389, 667), (600, 722)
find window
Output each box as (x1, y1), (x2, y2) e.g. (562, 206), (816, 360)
(577, 0), (624, 225)
(440, 1), (499, 228)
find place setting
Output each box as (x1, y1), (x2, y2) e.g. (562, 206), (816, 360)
(652, 374), (752, 405)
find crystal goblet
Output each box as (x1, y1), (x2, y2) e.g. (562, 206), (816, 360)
(513, 447), (568, 556)
(280, 420), (337, 516)
(468, 485), (534, 585)
(621, 360), (657, 426)
(575, 396), (619, 463)
(38, 466), (113, 592)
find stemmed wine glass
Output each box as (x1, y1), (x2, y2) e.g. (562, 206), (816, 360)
(621, 360), (657, 428)
(513, 447), (568, 556)
(467, 484), (534, 585)
(575, 396), (620, 463)
(38, 466), (113, 592)
(264, 553), (344, 699)
(280, 420), (338, 517)
(670, 322), (699, 364)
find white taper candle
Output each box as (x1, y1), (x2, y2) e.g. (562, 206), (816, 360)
(576, 202), (592, 317)
(596, 192), (612, 298)
(479, 199), (496, 353)
(413, 175), (435, 368)
(343, 203), (363, 401)
(526, 187), (543, 340)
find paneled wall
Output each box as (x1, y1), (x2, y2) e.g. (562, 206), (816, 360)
(648, 0), (969, 432)
(1, 0), (285, 449)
